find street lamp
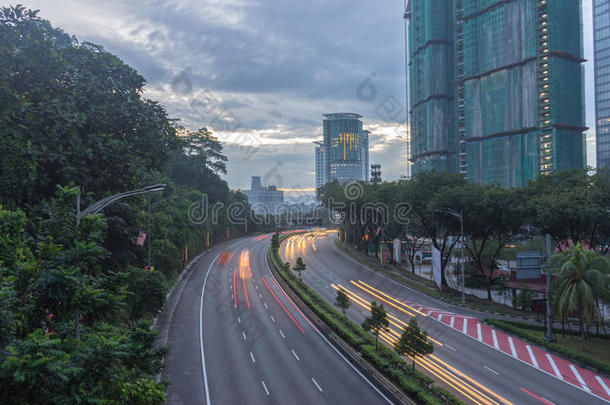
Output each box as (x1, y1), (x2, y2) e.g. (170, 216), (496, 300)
(74, 184), (166, 338)
(435, 208), (465, 304)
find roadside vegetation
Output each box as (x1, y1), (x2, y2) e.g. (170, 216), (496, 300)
(0, 6), (262, 403)
(269, 234), (463, 405)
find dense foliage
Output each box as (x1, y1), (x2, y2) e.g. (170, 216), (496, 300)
(0, 5), (260, 403)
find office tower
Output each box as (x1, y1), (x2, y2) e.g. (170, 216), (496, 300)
(315, 113), (370, 190)
(243, 176), (284, 214)
(595, 0), (610, 169)
(406, 0), (586, 187)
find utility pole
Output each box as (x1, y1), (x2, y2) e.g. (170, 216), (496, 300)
(544, 233), (556, 342)
(459, 210), (465, 304)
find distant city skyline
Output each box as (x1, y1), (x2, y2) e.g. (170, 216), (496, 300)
(24, 0), (599, 196)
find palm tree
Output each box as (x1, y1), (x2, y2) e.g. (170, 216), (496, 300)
(552, 244), (610, 350)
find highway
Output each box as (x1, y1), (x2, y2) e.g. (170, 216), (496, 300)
(161, 234), (390, 404)
(282, 231), (610, 405)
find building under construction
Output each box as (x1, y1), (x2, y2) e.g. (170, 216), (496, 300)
(405, 0), (586, 187)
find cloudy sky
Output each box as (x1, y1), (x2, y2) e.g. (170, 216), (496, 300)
(22, 0), (597, 200)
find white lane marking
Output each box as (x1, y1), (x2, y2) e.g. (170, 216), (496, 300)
(292, 349), (300, 361)
(237, 316), (241, 324)
(541, 398), (556, 405)
(312, 378), (323, 392)
(270, 315), (275, 323)
(450, 317), (455, 329)
(438, 314), (443, 323)
(427, 310), (432, 316)
(259, 293), (262, 299)
(445, 344), (456, 351)
(250, 352), (256, 363)
(546, 354), (563, 380)
(596, 376), (610, 397)
(526, 345), (538, 368)
(508, 336), (517, 357)
(200, 252), (222, 405)
(491, 329), (499, 349)
(279, 330), (285, 339)
(242, 331), (247, 340)
(463, 318), (468, 334)
(264, 249), (392, 404)
(477, 322), (482, 341)
(261, 380), (270, 396)
(484, 365), (500, 375)
(264, 302), (268, 309)
(570, 364), (591, 393)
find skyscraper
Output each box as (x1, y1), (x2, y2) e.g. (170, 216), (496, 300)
(315, 113), (370, 190)
(594, 0), (610, 169)
(406, 0), (586, 187)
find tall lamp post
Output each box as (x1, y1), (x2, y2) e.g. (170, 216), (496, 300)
(435, 208), (465, 304)
(74, 184), (166, 338)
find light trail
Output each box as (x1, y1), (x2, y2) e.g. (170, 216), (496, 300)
(233, 270), (237, 308)
(350, 280), (416, 317)
(355, 280), (427, 316)
(262, 277), (305, 333)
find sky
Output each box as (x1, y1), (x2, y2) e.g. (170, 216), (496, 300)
(21, 0), (597, 201)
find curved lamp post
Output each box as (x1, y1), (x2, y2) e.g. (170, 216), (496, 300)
(435, 208), (465, 304)
(74, 183), (166, 338)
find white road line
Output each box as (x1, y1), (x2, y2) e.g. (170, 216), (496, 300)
(259, 293), (262, 299)
(292, 349), (300, 361)
(463, 318), (468, 334)
(526, 345), (538, 368)
(492, 329), (499, 349)
(279, 330), (285, 339)
(450, 317), (455, 329)
(546, 354), (563, 380)
(484, 365), (500, 375)
(596, 376), (610, 397)
(477, 322), (482, 341)
(237, 316), (241, 324)
(264, 302), (268, 309)
(427, 309), (433, 316)
(541, 398), (556, 405)
(570, 364), (591, 393)
(261, 380), (270, 396)
(200, 252), (222, 405)
(270, 315), (275, 323)
(508, 336), (517, 357)
(250, 352), (255, 363)
(312, 377), (323, 392)
(445, 344), (456, 351)
(438, 314), (443, 323)
(242, 331), (247, 340)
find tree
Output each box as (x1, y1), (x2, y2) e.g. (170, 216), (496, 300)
(393, 318), (433, 372)
(335, 288), (350, 315)
(293, 257), (306, 280)
(552, 245), (610, 350)
(271, 232), (280, 250)
(362, 301), (390, 351)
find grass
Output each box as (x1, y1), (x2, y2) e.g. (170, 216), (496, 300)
(334, 240), (541, 319)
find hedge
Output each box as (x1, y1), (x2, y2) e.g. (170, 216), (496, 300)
(484, 318), (610, 375)
(270, 234), (463, 405)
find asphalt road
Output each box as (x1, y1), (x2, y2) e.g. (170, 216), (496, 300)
(161, 235), (390, 404)
(282, 232), (608, 405)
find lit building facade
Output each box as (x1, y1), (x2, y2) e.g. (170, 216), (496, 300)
(315, 113), (370, 190)
(406, 0), (586, 187)
(595, 0), (610, 169)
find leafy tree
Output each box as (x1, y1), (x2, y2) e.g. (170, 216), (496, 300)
(393, 318), (433, 372)
(552, 245), (610, 350)
(362, 301), (390, 351)
(335, 288), (350, 314)
(293, 257), (306, 280)
(271, 232), (280, 250)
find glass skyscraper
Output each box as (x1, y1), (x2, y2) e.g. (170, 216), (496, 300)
(315, 113), (369, 190)
(406, 0), (586, 187)
(595, 0), (610, 169)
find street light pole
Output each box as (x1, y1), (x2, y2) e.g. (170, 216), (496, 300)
(435, 208), (465, 304)
(544, 233), (556, 342)
(74, 184), (166, 338)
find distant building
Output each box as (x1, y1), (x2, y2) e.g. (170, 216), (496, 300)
(243, 176), (284, 214)
(595, 0), (610, 169)
(315, 113), (370, 191)
(406, 0), (586, 187)
(371, 164), (381, 183)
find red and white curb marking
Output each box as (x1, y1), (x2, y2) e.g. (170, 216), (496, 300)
(404, 301), (610, 402)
